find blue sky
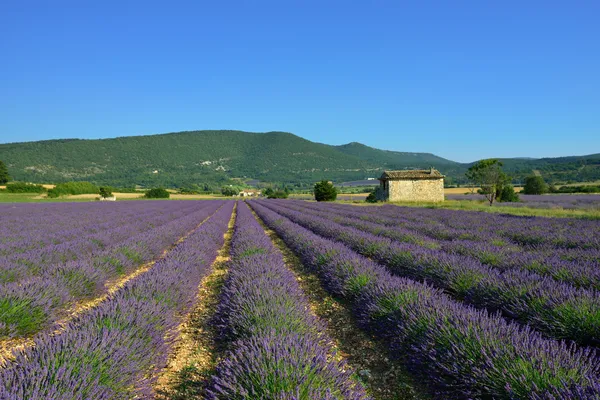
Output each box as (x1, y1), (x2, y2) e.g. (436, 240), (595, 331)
(1, 1), (598, 162)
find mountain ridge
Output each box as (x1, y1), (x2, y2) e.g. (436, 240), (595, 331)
(1, 130), (598, 188)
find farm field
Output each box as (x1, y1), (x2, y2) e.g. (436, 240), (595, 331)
(0, 191), (229, 203)
(447, 193), (600, 209)
(1, 199), (599, 398)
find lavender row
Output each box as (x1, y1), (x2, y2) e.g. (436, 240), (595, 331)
(260, 200), (600, 347)
(249, 201), (600, 399)
(0, 202), (234, 399)
(447, 193), (600, 210)
(207, 202), (368, 399)
(302, 200), (600, 251)
(1, 202), (209, 284)
(0, 201), (223, 340)
(0, 201), (196, 254)
(288, 201), (600, 290)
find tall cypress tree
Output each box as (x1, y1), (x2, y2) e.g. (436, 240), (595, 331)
(0, 160), (10, 185)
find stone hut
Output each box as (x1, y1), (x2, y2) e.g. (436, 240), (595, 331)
(378, 169), (444, 202)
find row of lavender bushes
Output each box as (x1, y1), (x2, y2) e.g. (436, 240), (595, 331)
(306, 200), (600, 250)
(0, 201), (202, 255)
(0, 201), (222, 340)
(0, 202), (234, 399)
(1, 201), (210, 284)
(249, 201), (600, 399)
(260, 200), (600, 347)
(207, 202), (368, 399)
(293, 200), (600, 289)
(446, 193), (600, 209)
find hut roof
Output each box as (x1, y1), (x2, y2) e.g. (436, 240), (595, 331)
(379, 169), (444, 180)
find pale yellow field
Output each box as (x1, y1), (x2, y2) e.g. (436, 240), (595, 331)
(444, 187), (523, 194)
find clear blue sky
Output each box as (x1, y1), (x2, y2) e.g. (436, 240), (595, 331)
(1, 1), (598, 162)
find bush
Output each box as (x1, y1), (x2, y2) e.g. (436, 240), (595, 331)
(498, 185), (520, 202)
(221, 186), (239, 197)
(267, 190), (288, 199)
(0, 160), (10, 185)
(47, 182), (99, 198)
(523, 176), (548, 195)
(99, 187), (113, 198)
(553, 185), (600, 194)
(365, 187), (383, 203)
(5, 182), (46, 193)
(144, 188), (170, 199)
(313, 180), (337, 202)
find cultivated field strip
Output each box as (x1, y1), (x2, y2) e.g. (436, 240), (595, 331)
(0, 201), (189, 254)
(0, 201), (224, 345)
(321, 201), (600, 284)
(1, 202), (210, 287)
(206, 201), (369, 399)
(260, 200), (600, 347)
(0, 202), (234, 398)
(249, 201), (600, 399)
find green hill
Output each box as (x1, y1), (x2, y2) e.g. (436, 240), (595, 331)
(0, 130), (598, 188)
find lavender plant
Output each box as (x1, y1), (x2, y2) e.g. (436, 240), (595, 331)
(207, 202), (368, 399)
(249, 201), (600, 398)
(0, 202), (234, 398)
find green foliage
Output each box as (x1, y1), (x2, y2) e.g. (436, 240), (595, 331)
(552, 185), (600, 194)
(144, 188), (170, 198)
(263, 187), (274, 197)
(523, 176), (548, 195)
(498, 185), (520, 202)
(313, 180), (338, 202)
(0, 160), (10, 185)
(47, 181), (99, 198)
(467, 159), (510, 206)
(365, 187), (383, 203)
(5, 182), (46, 193)
(1, 131), (599, 188)
(221, 186), (239, 196)
(99, 187), (113, 198)
(0, 297), (47, 337)
(267, 190), (288, 199)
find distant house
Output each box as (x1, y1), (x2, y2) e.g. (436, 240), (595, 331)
(238, 189), (262, 197)
(378, 169), (444, 202)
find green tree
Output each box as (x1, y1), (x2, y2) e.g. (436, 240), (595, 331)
(221, 186), (239, 196)
(498, 185), (520, 202)
(99, 187), (113, 198)
(314, 180), (338, 202)
(144, 188), (170, 198)
(0, 160), (10, 185)
(466, 159), (509, 206)
(523, 176), (548, 195)
(263, 187), (274, 197)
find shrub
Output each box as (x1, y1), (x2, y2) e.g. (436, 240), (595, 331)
(365, 187), (383, 203)
(523, 176), (548, 195)
(498, 185), (520, 202)
(267, 190), (288, 199)
(47, 182), (99, 198)
(221, 186), (239, 197)
(99, 187), (113, 198)
(0, 160), (10, 185)
(313, 180), (337, 202)
(5, 182), (46, 194)
(144, 188), (170, 199)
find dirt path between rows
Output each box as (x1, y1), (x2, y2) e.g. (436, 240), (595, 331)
(0, 203), (226, 366)
(154, 202), (237, 399)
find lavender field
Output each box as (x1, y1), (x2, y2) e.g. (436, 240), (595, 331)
(1, 199), (599, 398)
(447, 193), (600, 209)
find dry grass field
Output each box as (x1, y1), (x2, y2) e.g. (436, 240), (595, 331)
(444, 187), (523, 194)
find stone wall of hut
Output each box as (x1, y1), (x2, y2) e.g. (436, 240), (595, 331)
(385, 179), (444, 202)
